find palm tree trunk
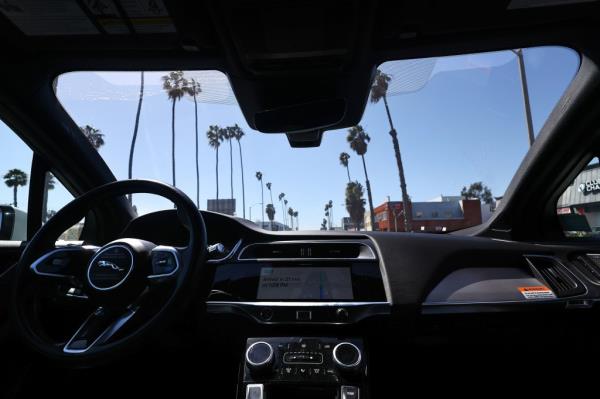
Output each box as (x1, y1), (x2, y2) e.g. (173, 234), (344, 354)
(128, 71), (144, 205)
(280, 200), (286, 228)
(238, 140), (246, 218)
(171, 98), (176, 187)
(216, 148), (219, 200)
(13, 186), (17, 208)
(261, 182), (264, 228)
(194, 93), (199, 208)
(383, 95), (412, 232)
(268, 190), (274, 230)
(346, 166), (351, 182)
(229, 139), (234, 199)
(361, 155), (376, 230)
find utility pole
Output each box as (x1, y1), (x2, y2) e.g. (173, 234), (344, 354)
(512, 48), (535, 147)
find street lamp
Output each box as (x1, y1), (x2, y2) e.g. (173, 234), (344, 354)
(248, 202), (262, 225)
(512, 48), (535, 147)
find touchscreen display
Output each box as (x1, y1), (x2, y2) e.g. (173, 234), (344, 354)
(257, 267), (353, 300)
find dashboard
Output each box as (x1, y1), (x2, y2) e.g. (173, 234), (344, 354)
(121, 209), (600, 397)
(124, 209), (600, 320)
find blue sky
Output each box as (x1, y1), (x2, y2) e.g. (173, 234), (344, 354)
(0, 46), (580, 230)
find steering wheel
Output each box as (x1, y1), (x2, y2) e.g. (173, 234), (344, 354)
(10, 180), (207, 364)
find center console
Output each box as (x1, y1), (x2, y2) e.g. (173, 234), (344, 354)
(241, 337), (367, 399)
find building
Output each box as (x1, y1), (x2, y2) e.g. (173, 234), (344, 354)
(207, 198), (236, 216)
(255, 220), (292, 231)
(557, 162), (600, 236)
(369, 195), (483, 233)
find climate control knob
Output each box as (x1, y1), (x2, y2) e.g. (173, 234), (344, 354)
(333, 342), (362, 372)
(245, 341), (274, 374)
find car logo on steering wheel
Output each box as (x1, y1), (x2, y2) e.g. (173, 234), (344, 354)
(97, 260), (124, 272)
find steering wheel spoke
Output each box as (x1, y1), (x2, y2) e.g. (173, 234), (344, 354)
(147, 245), (181, 282)
(30, 245), (99, 280)
(63, 305), (138, 354)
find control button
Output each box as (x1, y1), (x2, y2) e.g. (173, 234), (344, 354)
(297, 367), (310, 376)
(246, 384), (264, 399)
(281, 366), (295, 376)
(311, 367), (324, 376)
(296, 310), (312, 321)
(246, 342), (274, 374)
(341, 386), (359, 399)
(333, 342), (362, 371)
(258, 307), (273, 321)
(336, 307), (350, 321)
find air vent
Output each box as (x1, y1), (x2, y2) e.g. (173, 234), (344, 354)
(238, 241), (375, 260)
(525, 256), (585, 298)
(571, 254), (600, 284)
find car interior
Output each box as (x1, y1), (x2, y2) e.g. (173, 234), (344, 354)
(2, 0), (600, 398)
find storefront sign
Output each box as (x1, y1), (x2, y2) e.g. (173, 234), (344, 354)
(579, 179), (600, 195)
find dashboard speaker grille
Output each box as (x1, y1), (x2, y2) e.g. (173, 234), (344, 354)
(525, 256), (585, 298)
(571, 254), (600, 284)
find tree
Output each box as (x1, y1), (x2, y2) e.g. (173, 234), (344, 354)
(80, 125), (105, 149)
(370, 69), (412, 232)
(293, 210), (299, 230)
(278, 192), (286, 227)
(288, 207), (294, 230)
(345, 181), (366, 231)
(265, 203), (276, 231)
(42, 173), (55, 223)
(207, 125), (223, 200)
(162, 71), (192, 187)
(221, 126), (234, 200)
(461, 182), (494, 204)
(266, 182), (274, 229)
(328, 200), (333, 229)
(128, 71), (144, 205)
(187, 77), (202, 208)
(256, 171), (264, 227)
(347, 125), (376, 230)
(230, 124), (246, 218)
(3, 169), (28, 208)
(321, 218), (328, 230)
(339, 152), (351, 182)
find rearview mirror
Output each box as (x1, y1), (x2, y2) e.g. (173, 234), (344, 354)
(254, 98), (346, 133)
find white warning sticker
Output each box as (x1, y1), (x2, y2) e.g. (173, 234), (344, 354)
(518, 286), (557, 300)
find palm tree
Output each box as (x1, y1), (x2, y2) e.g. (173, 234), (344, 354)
(80, 125), (105, 149)
(324, 203), (331, 230)
(328, 199), (333, 229)
(278, 192), (286, 227)
(371, 69), (412, 232)
(321, 218), (328, 230)
(256, 171), (264, 227)
(162, 71), (192, 187)
(346, 181), (366, 231)
(222, 126), (234, 199)
(207, 125), (223, 200)
(293, 210), (299, 230)
(3, 169), (28, 208)
(339, 152), (351, 182)
(266, 182), (275, 227)
(128, 71), (144, 205)
(347, 125), (375, 230)
(187, 78), (202, 208)
(42, 173), (55, 223)
(230, 124), (246, 217)
(288, 207), (294, 230)
(265, 203), (276, 231)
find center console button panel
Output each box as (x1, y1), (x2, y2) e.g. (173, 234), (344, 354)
(241, 337), (366, 398)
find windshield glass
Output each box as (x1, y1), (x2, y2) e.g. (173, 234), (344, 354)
(55, 46), (579, 232)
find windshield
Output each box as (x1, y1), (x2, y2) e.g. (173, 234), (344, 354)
(55, 46), (579, 232)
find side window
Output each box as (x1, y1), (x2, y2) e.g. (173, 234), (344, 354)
(0, 120), (32, 241)
(43, 172), (83, 242)
(557, 157), (600, 237)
